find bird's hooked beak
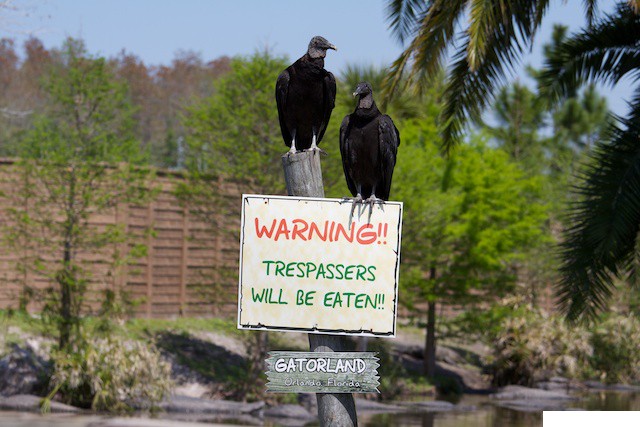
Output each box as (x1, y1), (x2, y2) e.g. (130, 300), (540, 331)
(326, 43), (337, 52)
(353, 86), (363, 98)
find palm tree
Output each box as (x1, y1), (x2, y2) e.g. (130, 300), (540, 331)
(385, 0), (640, 321)
(539, 4), (640, 321)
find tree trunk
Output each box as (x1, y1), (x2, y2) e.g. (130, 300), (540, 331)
(59, 173), (77, 349)
(424, 299), (437, 378)
(424, 266), (437, 378)
(59, 240), (73, 349)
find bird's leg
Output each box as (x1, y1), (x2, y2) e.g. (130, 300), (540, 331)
(307, 132), (327, 155)
(288, 137), (297, 155)
(286, 129), (298, 156)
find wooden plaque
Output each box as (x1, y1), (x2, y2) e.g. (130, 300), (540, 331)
(265, 351), (380, 393)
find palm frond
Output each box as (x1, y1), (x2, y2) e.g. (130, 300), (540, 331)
(467, 0), (501, 71)
(439, 0), (550, 152)
(383, 0), (466, 100)
(557, 90), (640, 322)
(385, 0), (550, 150)
(540, 4), (640, 102)
(583, 0), (599, 27)
(385, 0), (429, 45)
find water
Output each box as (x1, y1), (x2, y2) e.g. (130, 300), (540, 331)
(362, 391), (640, 427)
(0, 391), (638, 427)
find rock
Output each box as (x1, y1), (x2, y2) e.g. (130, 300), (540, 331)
(493, 398), (575, 412)
(491, 385), (577, 401)
(535, 376), (586, 392)
(88, 417), (243, 427)
(584, 380), (607, 390)
(355, 398), (405, 413)
(607, 384), (640, 392)
(398, 400), (455, 412)
(583, 381), (640, 392)
(455, 404), (478, 412)
(196, 332), (247, 358)
(264, 404), (315, 419)
(535, 381), (569, 391)
(7, 326), (22, 335)
(297, 392), (317, 413)
(0, 394), (81, 413)
(173, 382), (211, 398)
(490, 385), (579, 413)
(437, 346), (464, 365)
(263, 404), (317, 427)
(162, 353), (212, 387)
(0, 343), (51, 396)
(161, 395), (264, 415)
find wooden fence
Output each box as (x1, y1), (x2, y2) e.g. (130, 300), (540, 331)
(0, 159), (243, 318)
(0, 158), (556, 321)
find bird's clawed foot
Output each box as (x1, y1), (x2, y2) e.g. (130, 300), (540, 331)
(365, 196), (384, 210)
(340, 196), (353, 204)
(349, 194), (363, 217)
(305, 146), (328, 156)
(286, 145), (297, 157)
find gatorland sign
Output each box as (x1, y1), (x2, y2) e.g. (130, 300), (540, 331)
(265, 351), (379, 393)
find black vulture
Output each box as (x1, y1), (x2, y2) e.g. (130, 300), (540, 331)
(275, 36), (337, 153)
(340, 82), (400, 209)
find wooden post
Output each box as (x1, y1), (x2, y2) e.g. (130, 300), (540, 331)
(281, 151), (358, 427)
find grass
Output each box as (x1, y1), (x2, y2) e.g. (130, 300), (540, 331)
(123, 317), (242, 341)
(0, 309), (461, 402)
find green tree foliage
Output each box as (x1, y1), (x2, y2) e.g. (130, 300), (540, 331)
(553, 85), (609, 151)
(180, 51), (293, 401)
(184, 50), (289, 194)
(395, 118), (548, 375)
(386, 0), (638, 321)
(485, 82), (547, 170)
(7, 39), (151, 349)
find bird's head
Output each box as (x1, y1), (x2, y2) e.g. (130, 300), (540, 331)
(308, 36), (337, 59)
(353, 82), (373, 98)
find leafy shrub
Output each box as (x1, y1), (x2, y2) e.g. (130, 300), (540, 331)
(490, 309), (592, 386)
(590, 314), (640, 384)
(489, 299), (640, 386)
(46, 336), (173, 411)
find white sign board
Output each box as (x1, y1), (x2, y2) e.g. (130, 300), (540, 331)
(237, 194), (402, 336)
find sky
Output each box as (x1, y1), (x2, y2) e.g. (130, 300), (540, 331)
(0, 0), (631, 115)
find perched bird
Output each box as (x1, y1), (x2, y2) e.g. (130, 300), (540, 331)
(340, 82), (400, 209)
(275, 36), (337, 154)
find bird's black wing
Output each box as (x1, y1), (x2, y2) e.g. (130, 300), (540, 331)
(378, 114), (400, 201)
(275, 69), (291, 147)
(339, 115), (358, 197)
(318, 71), (337, 143)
